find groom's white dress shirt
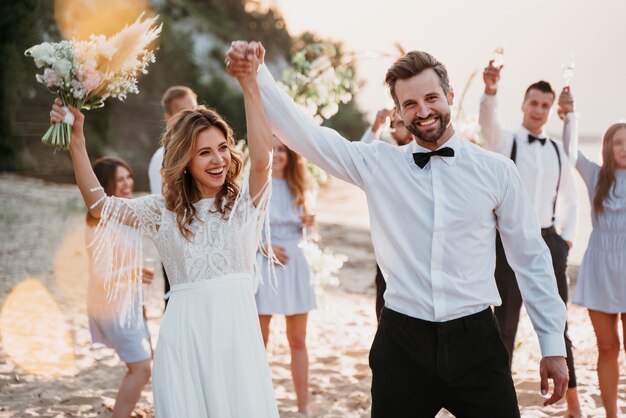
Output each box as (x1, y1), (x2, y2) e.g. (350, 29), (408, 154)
(257, 64), (566, 357)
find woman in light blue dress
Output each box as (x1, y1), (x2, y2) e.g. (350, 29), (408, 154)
(85, 157), (153, 418)
(256, 137), (316, 416)
(563, 119), (626, 418)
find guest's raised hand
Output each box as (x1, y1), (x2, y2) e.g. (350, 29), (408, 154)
(557, 86), (575, 120)
(539, 356), (569, 406)
(372, 108), (392, 133)
(483, 60), (502, 95)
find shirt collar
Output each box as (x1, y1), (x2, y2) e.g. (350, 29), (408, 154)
(406, 134), (462, 167)
(517, 125), (548, 140)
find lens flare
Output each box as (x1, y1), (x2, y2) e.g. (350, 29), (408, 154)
(0, 278), (76, 377)
(55, 0), (153, 40)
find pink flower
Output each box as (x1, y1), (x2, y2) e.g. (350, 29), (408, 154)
(42, 68), (61, 88)
(76, 65), (103, 94)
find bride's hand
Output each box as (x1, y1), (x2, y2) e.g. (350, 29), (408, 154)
(50, 98), (86, 149)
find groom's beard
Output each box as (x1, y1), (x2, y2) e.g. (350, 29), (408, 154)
(407, 111), (451, 143)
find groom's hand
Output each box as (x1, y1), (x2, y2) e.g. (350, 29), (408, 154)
(539, 356), (568, 406)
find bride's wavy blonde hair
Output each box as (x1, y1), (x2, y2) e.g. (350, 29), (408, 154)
(161, 106), (243, 239)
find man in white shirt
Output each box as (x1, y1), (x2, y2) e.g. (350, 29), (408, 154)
(359, 108), (413, 321)
(148, 86), (198, 194)
(480, 62), (581, 417)
(148, 85), (198, 308)
(226, 42), (568, 417)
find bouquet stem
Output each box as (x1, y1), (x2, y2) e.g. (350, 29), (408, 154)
(41, 95), (81, 151)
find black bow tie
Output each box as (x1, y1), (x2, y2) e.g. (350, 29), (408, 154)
(412, 147), (455, 168)
(528, 134), (546, 145)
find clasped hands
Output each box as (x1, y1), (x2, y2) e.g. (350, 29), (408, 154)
(225, 40), (265, 81)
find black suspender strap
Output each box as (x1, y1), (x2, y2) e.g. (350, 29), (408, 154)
(509, 139), (517, 162)
(549, 139), (562, 224)
(508, 136), (562, 224)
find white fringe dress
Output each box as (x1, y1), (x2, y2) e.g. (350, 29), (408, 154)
(90, 175), (279, 418)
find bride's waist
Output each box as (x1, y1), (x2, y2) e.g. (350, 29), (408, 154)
(169, 273), (253, 294)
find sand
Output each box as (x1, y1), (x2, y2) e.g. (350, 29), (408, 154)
(0, 173), (624, 417)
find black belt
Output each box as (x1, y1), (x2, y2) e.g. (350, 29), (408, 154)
(541, 226), (557, 237)
(380, 307), (493, 331)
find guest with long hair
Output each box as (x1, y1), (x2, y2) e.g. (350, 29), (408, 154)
(85, 157), (153, 418)
(256, 137), (316, 416)
(561, 100), (626, 417)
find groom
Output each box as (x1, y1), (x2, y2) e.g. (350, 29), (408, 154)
(226, 42), (569, 416)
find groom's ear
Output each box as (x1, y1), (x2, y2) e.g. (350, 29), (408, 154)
(447, 87), (455, 106)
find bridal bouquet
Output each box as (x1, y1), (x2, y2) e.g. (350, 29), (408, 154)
(302, 241), (348, 295)
(25, 14), (161, 150)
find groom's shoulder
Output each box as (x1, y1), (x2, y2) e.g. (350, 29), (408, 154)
(464, 139), (514, 168)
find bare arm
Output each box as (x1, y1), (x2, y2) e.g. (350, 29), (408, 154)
(50, 100), (107, 217)
(231, 42), (273, 206)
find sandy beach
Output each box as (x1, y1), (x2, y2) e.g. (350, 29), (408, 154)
(0, 170), (624, 417)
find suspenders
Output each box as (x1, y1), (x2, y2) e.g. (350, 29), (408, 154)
(509, 136), (562, 223)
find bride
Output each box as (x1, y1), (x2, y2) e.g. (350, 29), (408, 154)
(49, 43), (279, 417)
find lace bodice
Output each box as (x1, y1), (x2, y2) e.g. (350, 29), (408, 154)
(90, 172), (271, 325)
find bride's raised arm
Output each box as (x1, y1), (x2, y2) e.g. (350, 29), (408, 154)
(227, 42), (273, 206)
(50, 99), (109, 217)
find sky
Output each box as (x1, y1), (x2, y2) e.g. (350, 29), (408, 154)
(270, 0), (626, 137)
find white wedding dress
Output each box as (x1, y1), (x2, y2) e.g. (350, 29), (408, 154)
(90, 175), (279, 418)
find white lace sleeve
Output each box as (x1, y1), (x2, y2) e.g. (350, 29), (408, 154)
(89, 194), (163, 327)
(230, 164), (276, 290)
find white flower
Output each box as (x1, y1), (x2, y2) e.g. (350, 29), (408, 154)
(70, 80), (85, 99)
(42, 68), (62, 88)
(25, 43), (56, 68)
(52, 59), (73, 78)
(320, 102), (339, 120)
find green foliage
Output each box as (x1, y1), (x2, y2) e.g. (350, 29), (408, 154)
(0, 0), (368, 186)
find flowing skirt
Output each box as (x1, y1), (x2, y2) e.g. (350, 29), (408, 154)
(153, 273), (279, 418)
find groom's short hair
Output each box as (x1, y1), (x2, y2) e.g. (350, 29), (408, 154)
(385, 51), (450, 106)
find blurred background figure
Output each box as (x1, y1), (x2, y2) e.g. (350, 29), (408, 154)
(148, 86), (198, 310)
(479, 62), (581, 418)
(256, 136), (317, 417)
(86, 157), (153, 418)
(565, 121), (626, 418)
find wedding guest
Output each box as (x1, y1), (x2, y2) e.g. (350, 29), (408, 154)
(50, 42), (279, 417)
(562, 110), (626, 418)
(256, 136), (317, 416)
(147, 86), (198, 308)
(480, 62), (581, 417)
(227, 42), (568, 417)
(360, 108), (412, 146)
(85, 157), (153, 418)
(359, 108), (413, 321)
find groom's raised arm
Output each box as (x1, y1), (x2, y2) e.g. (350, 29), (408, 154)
(227, 43), (379, 189)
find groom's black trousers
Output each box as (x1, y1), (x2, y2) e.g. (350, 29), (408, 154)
(369, 307), (520, 417)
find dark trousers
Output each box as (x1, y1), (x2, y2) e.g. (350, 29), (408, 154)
(374, 265), (386, 322)
(370, 308), (520, 417)
(162, 264), (170, 311)
(494, 230), (576, 388)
